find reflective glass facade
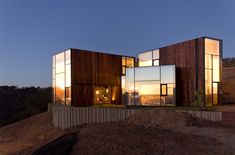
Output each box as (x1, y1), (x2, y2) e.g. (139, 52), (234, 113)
(138, 49), (160, 67)
(52, 49), (71, 105)
(124, 65), (176, 106)
(205, 38), (221, 106)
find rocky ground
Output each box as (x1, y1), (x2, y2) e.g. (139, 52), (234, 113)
(0, 110), (235, 155)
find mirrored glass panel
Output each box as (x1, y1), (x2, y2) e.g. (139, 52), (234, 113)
(213, 55), (220, 82)
(153, 60), (159, 66)
(65, 87), (71, 105)
(52, 56), (55, 68)
(161, 65), (175, 83)
(52, 68), (55, 80)
(205, 54), (212, 69)
(135, 67), (160, 81)
(124, 68), (135, 105)
(205, 38), (220, 55)
(153, 49), (159, 59)
(55, 73), (65, 104)
(124, 66), (176, 106)
(161, 84), (176, 105)
(56, 52), (65, 73)
(213, 83), (218, 105)
(121, 76), (125, 93)
(65, 49), (71, 65)
(138, 51), (152, 66)
(205, 69), (212, 105)
(161, 84), (167, 96)
(66, 64), (71, 87)
(135, 81), (160, 105)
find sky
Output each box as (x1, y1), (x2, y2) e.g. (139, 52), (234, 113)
(0, 0), (235, 87)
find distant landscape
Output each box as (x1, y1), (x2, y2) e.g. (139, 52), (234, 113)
(0, 86), (51, 127)
(0, 58), (234, 128)
(222, 58), (235, 104)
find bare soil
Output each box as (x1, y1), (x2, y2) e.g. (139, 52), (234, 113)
(0, 110), (235, 155)
(0, 112), (67, 155)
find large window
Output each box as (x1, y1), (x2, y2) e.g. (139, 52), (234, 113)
(121, 57), (134, 75)
(124, 65), (176, 106)
(138, 51), (152, 66)
(204, 38), (221, 106)
(138, 49), (160, 67)
(53, 49), (71, 105)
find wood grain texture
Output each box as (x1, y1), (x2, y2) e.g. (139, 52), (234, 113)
(159, 38), (204, 106)
(71, 49), (125, 106)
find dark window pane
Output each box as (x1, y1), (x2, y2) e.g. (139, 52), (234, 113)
(161, 84), (167, 96)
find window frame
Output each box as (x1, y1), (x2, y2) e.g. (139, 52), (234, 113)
(160, 84), (168, 96)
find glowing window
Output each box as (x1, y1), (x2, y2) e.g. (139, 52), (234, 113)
(126, 57), (134, 67)
(122, 57), (126, 66)
(213, 56), (220, 82)
(56, 73), (65, 98)
(205, 54), (212, 69)
(161, 84), (167, 96)
(153, 60), (159, 66)
(205, 38), (220, 55)
(122, 67), (126, 75)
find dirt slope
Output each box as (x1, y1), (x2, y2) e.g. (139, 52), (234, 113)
(0, 112), (66, 155)
(0, 110), (234, 155)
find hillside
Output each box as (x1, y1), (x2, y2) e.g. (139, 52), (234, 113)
(1, 110), (235, 155)
(223, 58), (235, 104)
(0, 86), (51, 127)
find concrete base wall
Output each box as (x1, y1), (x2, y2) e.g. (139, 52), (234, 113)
(48, 103), (222, 129)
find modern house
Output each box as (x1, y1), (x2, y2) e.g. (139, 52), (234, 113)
(52, 36), (222, 107)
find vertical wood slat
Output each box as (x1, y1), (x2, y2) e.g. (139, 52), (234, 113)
(49, 103), (140, 129)
(160, 38), (204, 105)
(48, 103), (223, 129)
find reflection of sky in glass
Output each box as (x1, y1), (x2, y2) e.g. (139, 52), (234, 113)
(65, 49), (71, 64)
(153, 49), (159, 59)
(161, 65), (175, 83)
(125, 68), (134, 93)
(66, 64), (71, 87)
(56, 52), (65, 73)
(138, 51), (152, 66)
(135, 67), (160, 81)
(121, 76), (125, 89)
(135, 81), (160, 95)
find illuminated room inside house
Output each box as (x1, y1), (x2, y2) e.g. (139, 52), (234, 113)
(52, 36), (222, 107)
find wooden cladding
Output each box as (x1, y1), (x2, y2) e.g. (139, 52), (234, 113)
(159, 38), (204, 105)
(71, 49), (123, 106)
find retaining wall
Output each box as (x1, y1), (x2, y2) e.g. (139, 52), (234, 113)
(48, 103), (222, 129)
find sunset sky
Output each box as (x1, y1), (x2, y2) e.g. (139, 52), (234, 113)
(1, 0), (235, 87)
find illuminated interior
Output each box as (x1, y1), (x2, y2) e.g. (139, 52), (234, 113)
(52, 49), (71, 105)
(205, 38), (220, 106)
(123, 65), (176, 106)
(94, 87), (111, 104)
